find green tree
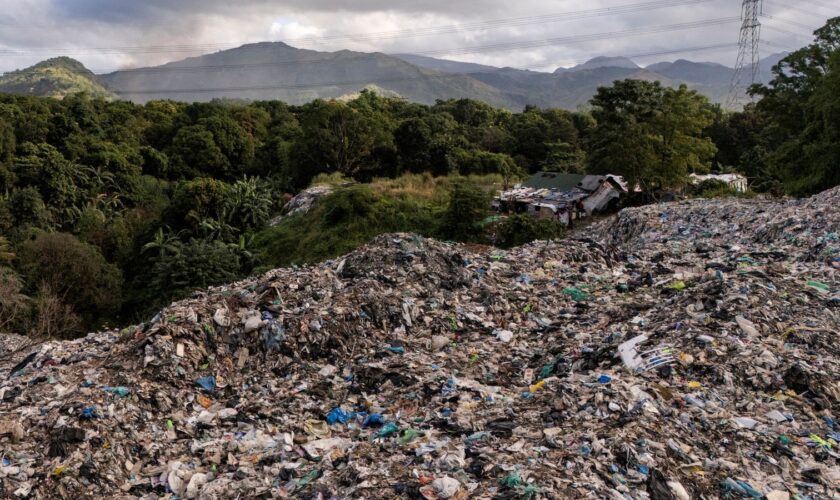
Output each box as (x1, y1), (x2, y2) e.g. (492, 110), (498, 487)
(439, 181), (490, 242)
(198, 115), (255, 176)
(8, 186), (50, 229)
(141, 227), (182, 258)
(751, 17), (840, 195)
(169, 177), (231, 232)
(147, 238), (243, 306)
(395, 117), (433, 174)
(289, 100), (389, 187)
(0, 118), (14, 166)
(587, 80), (716, 191)
(0, 118), (15, 191)
(0, 266), (31, 334)
(13, 142), (85, 225)
(169, 125), (230, 179)
(647, 85), (717, 188)
(450, 149), (522, 181)
(17, 232), (122, 330)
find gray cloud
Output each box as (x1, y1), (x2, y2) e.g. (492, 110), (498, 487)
(0, 0), (828, 74)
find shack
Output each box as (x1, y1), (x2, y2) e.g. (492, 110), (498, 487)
(493, 172), (627, 225)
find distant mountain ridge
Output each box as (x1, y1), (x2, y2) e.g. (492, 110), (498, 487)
(554, 56), (640, 73)
(99, 42), (516, 108)
(0, 44), (787, 110)
(397, 51), (785, 108)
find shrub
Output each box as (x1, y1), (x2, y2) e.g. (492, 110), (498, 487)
(8, 186), (50, 228)
(17, 232), (122, 330)
(148, 239), (244, 306)
(29, 283), (82, 339)
(439, 181), (490, 242)
(0, 267), (30, 333)
(322, 185), (378, 225)
(693, 178), (755, 199)
(494, 214), (566, 248)
(225, 176), (272, 231)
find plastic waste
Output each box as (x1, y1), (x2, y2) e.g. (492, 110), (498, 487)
(375, 422), (399, 439)
(362, 413), (384, 427)
(562, 287), (589, 302)
(79, 406), (99, 420)
(103, 386), (130, 398)
(618, 335), (675, 373)
(195, 376), (216, 392)
(325, 407), (354, 425)
(1, 189), (839, 498)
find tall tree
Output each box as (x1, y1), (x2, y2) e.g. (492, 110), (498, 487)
(751, 17), (840, 195)
(587, 80), (716, 191)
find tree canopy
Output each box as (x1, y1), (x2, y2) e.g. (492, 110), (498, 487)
(587, 80), (716, 190)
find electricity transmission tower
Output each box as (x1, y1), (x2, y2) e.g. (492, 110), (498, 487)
(727, 0), (762, 108)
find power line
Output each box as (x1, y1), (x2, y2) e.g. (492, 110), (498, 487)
(0, 17), (742, 79)
(797, 0), (840, 13)
(420, 18), (740, 57)
(0, 15), (745, 99)
(764, 0), (834, 22)
(279, 0), (716, 44)
(763, 24), (813, 40)
(761, 14), (819, 32)
(762, 39), (795, 51)
(0, 0), (715, 57)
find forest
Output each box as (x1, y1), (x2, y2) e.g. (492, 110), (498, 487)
(0, 17), (837, 338)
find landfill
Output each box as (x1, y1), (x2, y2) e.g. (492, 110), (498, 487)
(0, 186), (838, 499)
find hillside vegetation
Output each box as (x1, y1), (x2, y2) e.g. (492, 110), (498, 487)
(254, 174), (560, 269)
(0, 57), (114, 100)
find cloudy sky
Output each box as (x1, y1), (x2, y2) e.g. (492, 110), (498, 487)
(0, 0), (832, 74)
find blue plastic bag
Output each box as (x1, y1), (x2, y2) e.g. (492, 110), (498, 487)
(195, 376), (216, 392)
(326, 407), (353, 425)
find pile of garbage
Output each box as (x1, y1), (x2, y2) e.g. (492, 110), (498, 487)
(1, 187), (838, 499)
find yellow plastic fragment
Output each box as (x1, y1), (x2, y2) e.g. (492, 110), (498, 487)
(810, 434), (832, 448)
(529, 380), (546, 393)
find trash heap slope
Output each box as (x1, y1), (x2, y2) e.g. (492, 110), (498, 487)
(1, 188), (838, 499)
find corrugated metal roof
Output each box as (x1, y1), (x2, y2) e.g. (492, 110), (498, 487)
(579, 175), (606, 192)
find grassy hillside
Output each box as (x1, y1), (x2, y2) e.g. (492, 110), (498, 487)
(253, 174), (504, 269)
(0, 57), (114, 99)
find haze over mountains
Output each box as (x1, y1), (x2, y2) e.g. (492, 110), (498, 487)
(1, 41), (785, 110)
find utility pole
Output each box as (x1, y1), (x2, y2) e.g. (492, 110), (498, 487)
(727, 0), (762, 108)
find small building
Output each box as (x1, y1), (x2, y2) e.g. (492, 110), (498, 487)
(690, 173), (749, 193)
(493, 172), (627, 225)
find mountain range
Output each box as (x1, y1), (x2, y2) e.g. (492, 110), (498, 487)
(0, 42), (786, 110)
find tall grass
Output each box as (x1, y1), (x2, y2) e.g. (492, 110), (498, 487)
(254, 174), (504, 270)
